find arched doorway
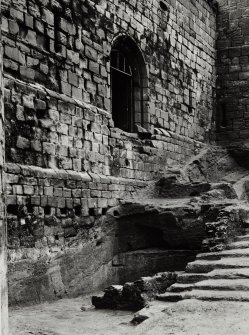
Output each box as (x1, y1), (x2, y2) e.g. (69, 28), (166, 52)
(110, 36), (148, 133)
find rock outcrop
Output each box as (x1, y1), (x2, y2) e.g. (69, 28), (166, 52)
(92, 272), (177, 311)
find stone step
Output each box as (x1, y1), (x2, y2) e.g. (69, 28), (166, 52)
(177, 268), (249, 283)
(169, 279), (249, 293)
(177, 273), (208, 284)
(156, 292), (183, 302)
(195, 278), (249, 291)
(186, 258), (249, 273)
(226, 241), (249, 249)
(183, 289), (249, 302)
(236, 234), (249, 241)
(157, 289), (249, 303)
(167, 283), (193, 293)
(197, 248), (249, 260)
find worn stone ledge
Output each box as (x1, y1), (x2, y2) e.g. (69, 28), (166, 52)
(5, 163), (149, 187)
(152, 131), (207, 147)
(4, 73), (111, 119)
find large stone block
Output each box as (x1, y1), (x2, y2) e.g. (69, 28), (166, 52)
(92, 272), (177, 311)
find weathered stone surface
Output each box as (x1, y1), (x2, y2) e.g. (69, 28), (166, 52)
(184, 147), (244, 184)
(209, 183), (237, 200)
(228, 147), (249, 170)
(156, 176), (211, 198)
(111, 249), (196, 284)
(201, 204), (247, 252)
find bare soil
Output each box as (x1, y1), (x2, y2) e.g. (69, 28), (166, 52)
(135, 299), (249, 335)
(9, 295), (134, 335)
(10, 296), (249, 335)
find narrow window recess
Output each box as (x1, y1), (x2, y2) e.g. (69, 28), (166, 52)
(110, 36), (147, 133)
(111, 48), (133, 132)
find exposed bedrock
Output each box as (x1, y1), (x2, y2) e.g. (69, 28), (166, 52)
(228, 147), (249, 171)
(183, 147), (245, 184)
(8, 203), (198, 306)
(9, 188), (248, 306)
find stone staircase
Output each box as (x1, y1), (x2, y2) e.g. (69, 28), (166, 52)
(157, 228), (249, 302)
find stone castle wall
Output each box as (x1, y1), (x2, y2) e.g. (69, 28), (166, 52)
(0, 0), (8, 332)
(216, 0), (249, 144)
(2, 0), (217, 305)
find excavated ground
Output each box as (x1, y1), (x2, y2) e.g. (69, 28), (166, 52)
(9, 296), (249, 335)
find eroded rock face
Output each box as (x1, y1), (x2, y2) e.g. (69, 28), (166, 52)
(114, 182), (246, 254)
(111, 249), (196, 284)
(156, 176), (211, 198)
(183, 147), (248, 183)
(202, 204), (246, 252)
(92, 272), (177, 311)
(7, 203), (197, 306)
